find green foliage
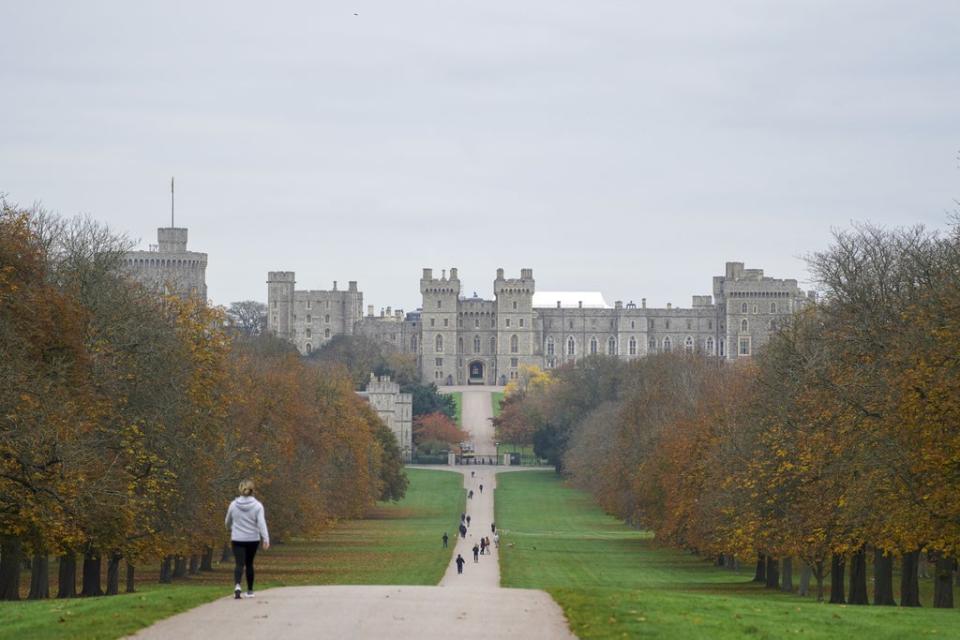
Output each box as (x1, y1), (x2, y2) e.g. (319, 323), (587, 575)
(404, 383), (456, 420)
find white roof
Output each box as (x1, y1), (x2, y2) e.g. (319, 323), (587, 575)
(533, 291), (610, 309)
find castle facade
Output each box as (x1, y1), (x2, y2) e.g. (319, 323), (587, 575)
(123, 227), (207, 300)
(267, 262), (812, 386)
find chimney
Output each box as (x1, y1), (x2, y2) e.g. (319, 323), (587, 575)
(642, 298), (647, 309)
(422, 268), (433, 280)
(496, 268), (504, 280)
(556, 301), (561, 309)
(450, 267), (458, 280)
(333, 280), (338, 291)
(578, 301), (583, 308)
(367, 304), (374, 316)
(667, 302), (672, 310)
(386, 306), (392, 316)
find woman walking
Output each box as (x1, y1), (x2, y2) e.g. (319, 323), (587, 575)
(225, 479), (270, 599)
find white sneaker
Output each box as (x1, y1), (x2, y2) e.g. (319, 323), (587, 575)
(245, 591), (255, 598)
(234, 584), (242, 599)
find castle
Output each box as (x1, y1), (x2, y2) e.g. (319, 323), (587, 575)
(268, 262), (813, 386)
(123, 226), (208, 300)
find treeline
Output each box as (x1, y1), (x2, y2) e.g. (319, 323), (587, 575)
(496, 222), (960, 607)
(0, 202), (406, 601)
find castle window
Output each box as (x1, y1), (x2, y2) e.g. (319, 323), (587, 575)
(324, 328), (330, 338)
(506, 319), (511, 328)
(326, 301), (330, 309)
(430, 318), (435, 327)
(458, 337), (463, 352)
(740, 302), (748, 313)
(306, 315), (312, 323)
(739, 337), (751, 356)
(590, 337), (598, 355)
(741, 319), (748, 333)
(547, 338), (555, 356)
(706, 336), (715, 354)
(665, 319), (671, 330)
(685, 336), (694, 352)
(475, 319), (480, 328)
(686, 319), (692, 330)
(490, 336), (497, 353)
(436, 335), (444, 352)
(708, 320), (713, 330)
(628, 338), (637, 355)
(325, 315), (330, 323)
(752, 304), (759, 314)
(719, 340), (726, 357)
(444, 318), (449, 327)
(306, 300), (311, 309)
(305, 343), (312, 354)
(436, 358), (443, 366)
(566, 337), (576, 356)
(437, 300), (442, 309)
(411, 336), (418, 351)
(770, 302), (777, 313)
(648, 319), (654, 330)
(512, 301), (517, 310)
(608, 337), (616, 356)
(519, 318), (525, 328)
(474, 336), (481, 353)
(491, 318), (496, 328)
(630, 320), (635, 329)
(510, 334), (519, 353)
(511, 357), (518, 368)
(306, 328), (312, 338)
(663, 337), (672, 352)
(649, 338), (656, 352)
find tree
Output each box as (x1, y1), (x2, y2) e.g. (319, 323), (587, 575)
(225, 300), (267, 336)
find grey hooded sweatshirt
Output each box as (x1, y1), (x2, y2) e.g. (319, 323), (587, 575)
(225, 496), (270, 544)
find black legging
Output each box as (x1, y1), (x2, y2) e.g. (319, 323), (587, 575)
(232, 540), (260, 591)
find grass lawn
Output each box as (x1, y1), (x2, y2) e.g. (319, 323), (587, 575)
(496, 471), (960, 640)
(491, 391), (505, 418)
(448, 391), (463, 425)
(0, 468), (464, 640)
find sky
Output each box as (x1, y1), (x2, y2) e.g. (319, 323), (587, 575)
(2, 1), (958, 311)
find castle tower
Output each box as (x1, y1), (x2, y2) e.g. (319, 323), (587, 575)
(494, 268), (536, 385)
(420, 268), (460, 385)
(267, 271), (296, 343)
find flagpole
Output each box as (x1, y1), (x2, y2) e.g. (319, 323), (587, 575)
(171, 177), (175, 227)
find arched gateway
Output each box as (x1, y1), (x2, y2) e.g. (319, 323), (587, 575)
(468, 360), (485, 385)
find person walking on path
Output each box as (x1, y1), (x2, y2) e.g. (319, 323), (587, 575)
(479, 484), (483, 494)
(494, 532), (500, 548)
(225, 479), (270, 600)
(473, 544), (480, 562)
(491, 522), (496, 533)
(468, 490), (473, 499)
(455, 554), (465, 574)
(459, 523), (467, 538)
(480, 538), (487, 555)
(442, 532), (448, 548)
(466, 515), (471, 527)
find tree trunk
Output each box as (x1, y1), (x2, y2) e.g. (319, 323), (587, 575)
(159, 556), (172, 583)
(105, 553), (122, 596)
(188, 554), (199, 575)
(753, 554), (766, 583)
(80, 551), (103, 597)
(781, 557), (794, 593)
(57, 554), (77, 598)
(173, 555), (187, 578)
(126, 562), (136, 593)
(765, 555), (780, 589)
(829, 553), (846, 604)
(200, 546), (214, 571)
(0, 535), (23, 600)
(221, 544), (231, 563)
(798, 561), (812, 597)
(873, 548), (896, 606)
(900, 550), (921, 607)
(814, 560), (826, 602)
(933, 553), (954, 609)
(848, 547), (869, 604)
(28, 554), (49, 600)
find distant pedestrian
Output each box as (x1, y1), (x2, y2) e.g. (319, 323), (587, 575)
(468, 490), (473, 499)
(480, 538), (487, 555)
(473, 544), (480, 562)
(479, 484), (483, 494)
(471, 471), (475, 478)
(461, 512), (466, 523)
(491, 522), (496, 533)
(456, 554), (465, 574)
(466, 515), (471, 526)
(442, 532), (448, 548)
(494, 532), (499, 548)
(459, 523), (467, 538)
(225, 479), (270, 600)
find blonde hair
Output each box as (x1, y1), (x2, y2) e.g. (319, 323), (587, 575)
(238, 479), (255, 497)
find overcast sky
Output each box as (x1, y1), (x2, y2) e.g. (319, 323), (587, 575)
(2, 1), (958, 311)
